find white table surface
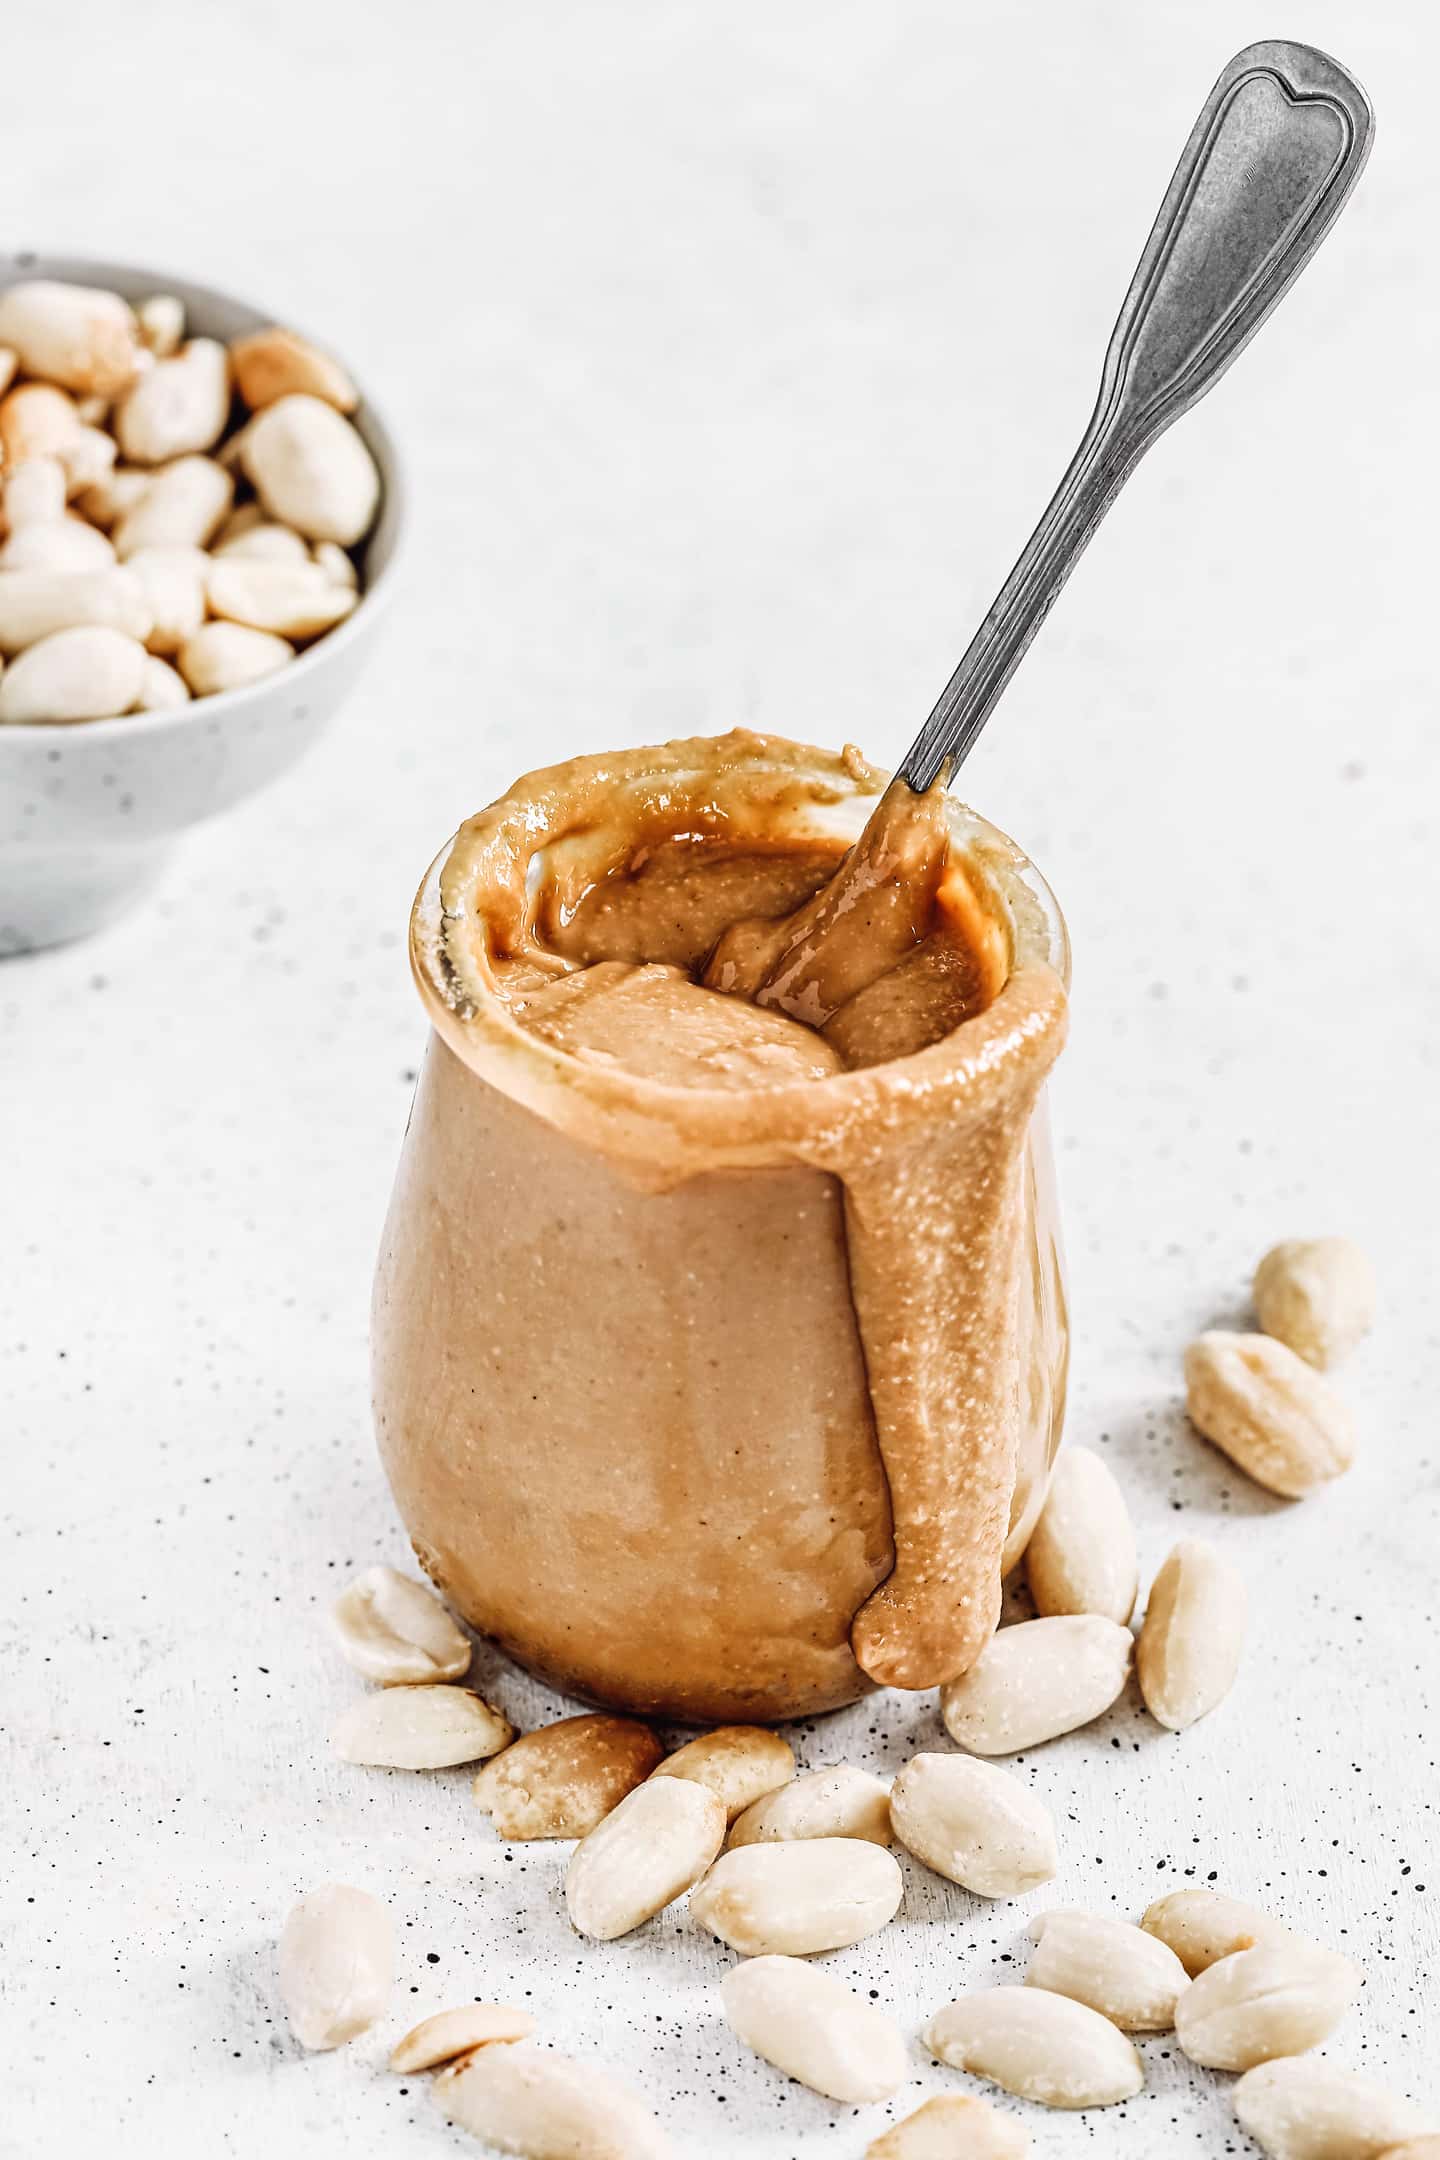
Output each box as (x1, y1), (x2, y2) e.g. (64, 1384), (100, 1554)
(5, 1), (1437, 2153)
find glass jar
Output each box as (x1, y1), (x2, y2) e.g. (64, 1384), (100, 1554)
(373, 734), (1069, 1722)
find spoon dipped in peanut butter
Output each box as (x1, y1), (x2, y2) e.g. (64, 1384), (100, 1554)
(706, 40), (1372, 1021)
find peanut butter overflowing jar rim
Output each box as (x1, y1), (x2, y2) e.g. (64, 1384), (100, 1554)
(410, 731), (1070, 1186)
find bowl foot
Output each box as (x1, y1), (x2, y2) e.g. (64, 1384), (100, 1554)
(0, 840), (178, 956)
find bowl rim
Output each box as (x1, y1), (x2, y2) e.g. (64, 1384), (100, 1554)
(0, 250), (407, 748)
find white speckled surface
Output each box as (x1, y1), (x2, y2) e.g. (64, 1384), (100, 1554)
(4, 1), (1437, 2153)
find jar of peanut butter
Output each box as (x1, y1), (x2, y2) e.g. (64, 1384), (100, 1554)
(373, 731), (1069, 1722)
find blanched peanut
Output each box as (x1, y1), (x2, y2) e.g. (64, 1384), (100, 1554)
(728, 1765), (891, 1849)
(890, 1753), (1057, 1897)
(433, 2044), (670, 2158)
(689, 1837), (902, 1955)
(213, 521), (311, 566)
(231, 324), (359, 413)
(113, 455), (233, 557)
(74, 466), (150, 531)
(137, 293), (185, 358)
(241, 393), (379, 544)
(0, 568), (151, 655)
(135, 655), (190, 710)
(59, 424), (117, 499)
(177, 622), (293, 696)
(330, 1684), (513, 1770)
(722, 1955), (907, 2104)
(1254, 1238), (1376, 1368)
(474, 1715), (663, 1840)
(0, 625), (146, 723)
(651, 1727), (794, 1822)
(328, 1563), (471, 1685)
(1136, 1539), (1246, 1730)
(1174, 1941), (1360, 2070)
(0, 280), (141, 397)
(0, 382), (81, 467)
(75, 394), (109, 426)
(0, 347), (15, 398)
(313, 538), (357, 587)
(0, 516), (115, 573)
(926, 1988), (1143, 2108)
(1026, 1447), (1138, 1624)
(1378, 2145), (1440, 2159)
(1026, 1909), (1189, 2031)
(277, 1883), (392, 2052)
(125, 546), (209, 656)
(389, 2002), (535, 2072)
(868, 2095), (1028, 2158)
(1141, 1886), (1293, 1975)
(565, 1777), (725, 1941)
(1234, 2058), (1433, 2158)
(213, 500), (267, 545)
(115, 338), (231, 464)
(3, 456), (66, 529)
(0, 390), (116, 502)
(939, 1615), (1132, 1754)
(205, 558), (357, 641)
(1184, 1332), (1355, 1496)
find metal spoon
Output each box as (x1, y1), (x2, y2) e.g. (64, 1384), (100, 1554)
(897, 39), (1374, 795)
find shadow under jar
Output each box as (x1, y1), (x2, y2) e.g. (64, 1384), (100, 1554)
(373, 732), (1070, 1723)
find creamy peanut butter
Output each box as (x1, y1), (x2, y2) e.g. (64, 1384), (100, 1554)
(704, 775), (955, 1030)
(374, 732), (1070, 1719)
(497, 777), (998, 1089)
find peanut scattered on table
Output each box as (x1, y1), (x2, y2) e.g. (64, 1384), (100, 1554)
(689, 1835), (903, 1955)
(472, 1713), (663, 1839)
(649, 1725), (795, 1821)
(925, 1987), (1145, 2109)
(1140, 1885), (1294, 1974)
(721, 1955), (907, 2103)
(277, 1883), (393, 2052)
(727, 1763), (892, 1848)
(1184, 1329), (1356, 1496)
(1174, 1940), (1361, 2071)
(1025, 1908), (1189, 2031)
(1235, 2058), (1434, 2159)
(890, 1751), (1058, 1896)
(1253, 1235), (1376, 1369)
(292, 1232), (1423, 2152)
(939, 1613), (1132, 1755)
(388, 2003), (536, 2074)
(330, 1684), (514, 1770)
(565, 1777), (726, 1941)
(329, 1563), (472, 1685)
(1135, 1537), (1247, 1731)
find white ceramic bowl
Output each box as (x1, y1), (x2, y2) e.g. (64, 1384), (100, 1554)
(0, 252), (405, 954)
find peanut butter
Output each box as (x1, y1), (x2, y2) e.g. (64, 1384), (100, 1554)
(498, 779), (997, 1089)
(373, 732), (1070, 1719)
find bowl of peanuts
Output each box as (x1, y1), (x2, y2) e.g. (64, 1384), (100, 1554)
(0, 252), (404, 954)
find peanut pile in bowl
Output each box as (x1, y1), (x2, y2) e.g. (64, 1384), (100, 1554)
(0, 278), (381, 724)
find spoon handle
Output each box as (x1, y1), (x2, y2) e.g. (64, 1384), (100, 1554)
(898, 39), (1374, 794)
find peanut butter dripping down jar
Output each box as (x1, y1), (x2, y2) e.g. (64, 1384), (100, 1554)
(373, 733), (1070, 1722)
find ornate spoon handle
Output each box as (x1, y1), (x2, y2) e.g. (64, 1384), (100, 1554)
(898, 39), (1374, 794)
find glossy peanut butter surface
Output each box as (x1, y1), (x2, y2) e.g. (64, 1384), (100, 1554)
(503, 783), (996, 1084)
(374, 732), (1069, 1718)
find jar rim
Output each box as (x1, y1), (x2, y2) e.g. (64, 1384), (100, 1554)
(410, 730), (1069, 1186)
